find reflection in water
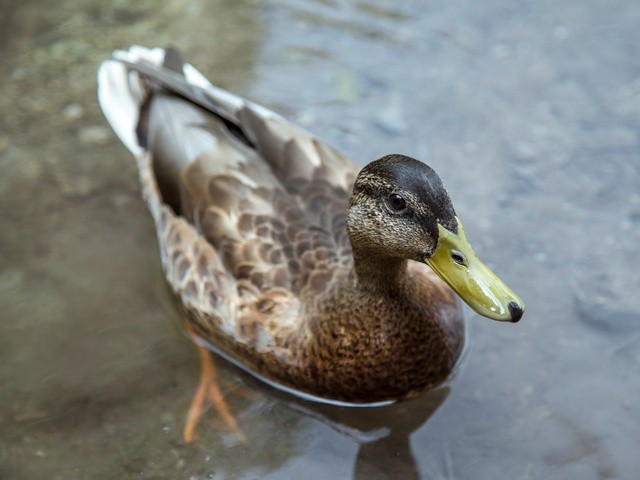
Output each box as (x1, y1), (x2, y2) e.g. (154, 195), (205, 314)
(211, 353), (449, 480)
(355, 435), (419, 480)
(323, 391), (448, 480)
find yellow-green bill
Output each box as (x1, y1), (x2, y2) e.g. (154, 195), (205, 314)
(425, 218), (524, 322)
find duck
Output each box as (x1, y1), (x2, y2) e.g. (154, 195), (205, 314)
(97, 45), (523, 441)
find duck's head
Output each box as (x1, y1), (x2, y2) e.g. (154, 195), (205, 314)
(347, 154), (524, 323)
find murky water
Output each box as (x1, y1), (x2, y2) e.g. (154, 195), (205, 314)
(2, 1), (639, 479)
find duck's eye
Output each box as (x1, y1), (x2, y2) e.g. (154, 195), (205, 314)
(387, 193), (407, 212)
(451, 250), (466, 266)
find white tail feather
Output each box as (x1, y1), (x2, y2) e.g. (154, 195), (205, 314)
(97, 46), (168, 155)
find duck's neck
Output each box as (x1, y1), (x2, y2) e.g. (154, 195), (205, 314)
(350, 249), (410, 295)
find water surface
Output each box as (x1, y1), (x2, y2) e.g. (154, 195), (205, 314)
(1, 1), (639, 479)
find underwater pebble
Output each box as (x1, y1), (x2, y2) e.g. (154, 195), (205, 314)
(374, 108), (408, 135)
(573, 282), (640, 334)
(537, 101), (551, 114)
(0, 268), (24, 293)
(296, 111), (317, 128)
(111, 193), (134, 209)
(534, 252), (547, 263)
(63, 103), (85, 121)
(491, 43), (510, 60)
(513, 141), (537, 160)
(103, 423), (117, 436)
(372, 93), (407, 135)
(553, 25), (569, 40)
(78, 125), (111, 145)
(59, 175), (95, 197)
(10, 67), (26, 80)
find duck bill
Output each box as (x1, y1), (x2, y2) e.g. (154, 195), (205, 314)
(425, 218), (524, 322)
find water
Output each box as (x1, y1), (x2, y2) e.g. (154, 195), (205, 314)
(2, 1), (639, 478)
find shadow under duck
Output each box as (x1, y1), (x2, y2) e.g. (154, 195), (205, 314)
(98, 46), (523, 406)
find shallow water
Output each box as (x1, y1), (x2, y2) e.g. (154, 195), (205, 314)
(2, 1), (640, 479)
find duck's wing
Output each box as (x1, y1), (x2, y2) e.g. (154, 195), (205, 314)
(109, 47), (356, 259)
(98, 46), (353, 352)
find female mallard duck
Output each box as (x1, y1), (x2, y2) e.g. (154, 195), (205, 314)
(98, 46), (523, 439)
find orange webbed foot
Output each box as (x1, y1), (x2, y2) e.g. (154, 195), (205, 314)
(183, 325), (247, 444)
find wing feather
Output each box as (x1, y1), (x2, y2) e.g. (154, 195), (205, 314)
(99, 46), (358, 357)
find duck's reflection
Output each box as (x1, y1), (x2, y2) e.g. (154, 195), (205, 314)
(298, 388), (448, 480)
(292, 388), (447, 480)
(211, 353), (449, 480)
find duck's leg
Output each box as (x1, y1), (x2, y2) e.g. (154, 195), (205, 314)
(183, 323), (247, 444)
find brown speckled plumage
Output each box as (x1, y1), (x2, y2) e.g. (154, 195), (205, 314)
(98, 46), (465, 404)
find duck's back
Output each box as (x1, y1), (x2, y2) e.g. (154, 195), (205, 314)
(98, 46), (359, 368)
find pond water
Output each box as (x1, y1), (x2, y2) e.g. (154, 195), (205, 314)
(1, 1), (639, 479)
